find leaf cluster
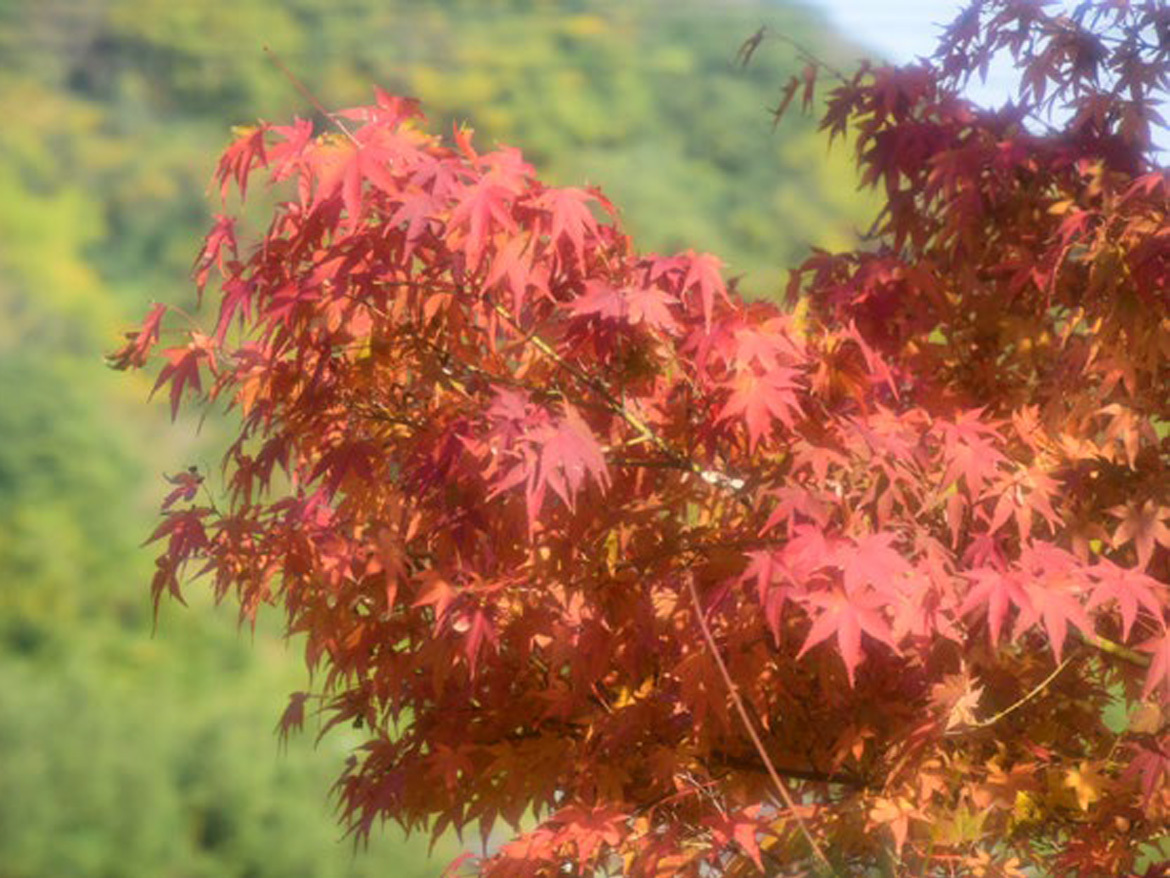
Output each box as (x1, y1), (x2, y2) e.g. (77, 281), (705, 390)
(118, 1), (1170, 875)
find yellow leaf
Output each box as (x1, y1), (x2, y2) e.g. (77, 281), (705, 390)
(1063, 761), (1105, 812)
(613, 677), (654, 709)
(1129, 701), (1164, 735)
(1009, 791), (1041, 829)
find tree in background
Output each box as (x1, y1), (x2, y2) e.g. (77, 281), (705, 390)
(116, 1), (1169, 875)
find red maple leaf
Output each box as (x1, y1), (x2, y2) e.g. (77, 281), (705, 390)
(215, 123), (269, 200)
(536, 185), (604, 267)
(1085, 559), (1165, 641)
(1109, 499), (1170, 570)
(570, 280), (679, 333)
(484, 232), (537, 313)
(277, 691), (312, 748)
(730, 321), (804, 371)
(938, 409), (1007, 498)
(455, 607), (498, 677)
(108, 302), (166, 371)
(834, 532), (913, 597)
(961, 566), (1033, 648)
(192, 213), (238, 293)
(152, 335), (216, 420)
(530, 404), (609, 514)
(680, 249), (728, 330)
(1122, 737), (1170, 807)
(718, 367), (804, 451)
(1014, 543), (1093, 661)
(162, 466), (204, 510)
(704, 805), (765, 871)
(549, 805), (627, 865)
(448, 179), (518, 269)
(797, 585), (898, 686)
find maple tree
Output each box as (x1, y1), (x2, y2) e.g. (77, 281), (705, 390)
(112, 1), (1170, 875)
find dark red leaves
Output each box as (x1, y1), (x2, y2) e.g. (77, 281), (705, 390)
(1139, 629), (1170, 700)
(193, 214), (238, 293)
(108, 302), (166, 371)
(162, 466), (204, 511)
(277, 691), (312, 748)
(152, 334), (216, 419)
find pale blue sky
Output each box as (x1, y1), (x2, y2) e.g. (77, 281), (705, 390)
(806, 0), (1167, 155)
(808, 0), (1075, 66)
(807, 0), (1074, 105)
(810, 0), (973, 63)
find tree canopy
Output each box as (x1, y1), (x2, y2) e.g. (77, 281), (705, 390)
(0, 2), (873, 875)
(116, 1), (1169, 875)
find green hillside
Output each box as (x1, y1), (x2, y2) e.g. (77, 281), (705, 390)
(0, 2), (877, 875)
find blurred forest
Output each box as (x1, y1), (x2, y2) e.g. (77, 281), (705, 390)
(0, 1), (878, 875)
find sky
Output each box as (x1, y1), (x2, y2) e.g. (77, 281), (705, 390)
(806, 0), (1167, 156)
(810, 0), (975, 63)
(807, 0), (1072, 105)
(807, 0), (1077, 66)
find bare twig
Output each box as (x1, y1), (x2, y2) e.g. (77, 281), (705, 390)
(263, 45), (358, 146)
(734, 25), (848, 84)
(971, 656), (1072, 730)
(708, 749), (869, 790)
(685, 570), (837, 874)
(766, 30), (848, 84)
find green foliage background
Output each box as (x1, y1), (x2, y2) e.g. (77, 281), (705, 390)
(0, 1), (878, 874)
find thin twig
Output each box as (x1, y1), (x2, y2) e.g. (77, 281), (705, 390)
(684, 570), (837, 874)
(972, 656), (1072, 730)
(263, 45), (358, 146)
(767, 30), (848, 84)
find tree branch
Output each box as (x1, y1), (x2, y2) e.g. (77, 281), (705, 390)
(1074, 630), (1151, 668)
(483, 294), (754, 505)
(970, 656), (1073, 731)
(708, 749), (870, 790)
(685, 570), (838, 875)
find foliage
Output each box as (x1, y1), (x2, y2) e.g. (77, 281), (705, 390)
(1, 2), (877, 874)
(116, 1), (1170, 875)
